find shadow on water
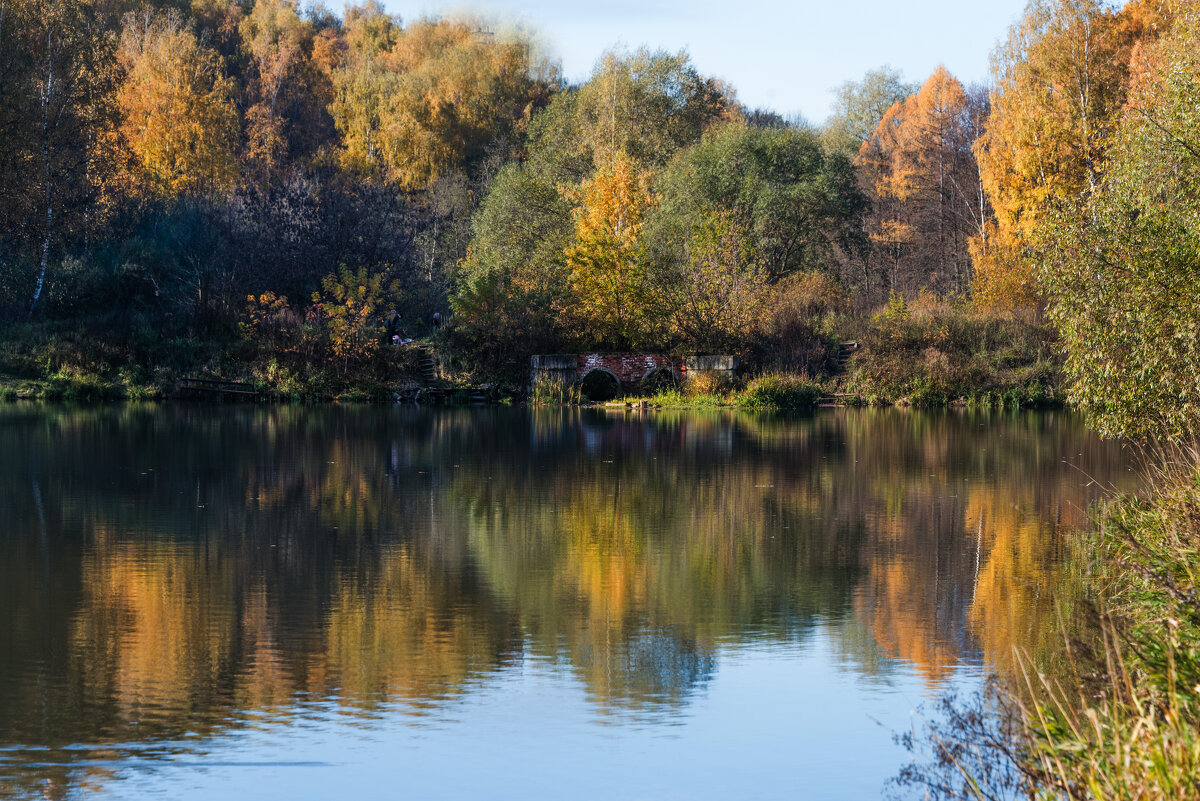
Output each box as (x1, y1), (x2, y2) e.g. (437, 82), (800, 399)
(0, 403), (1139, 799)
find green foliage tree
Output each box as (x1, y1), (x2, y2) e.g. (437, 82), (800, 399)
(1039, 6), (1200, 441)
(650, 121), (866, 284)
(526, 47), (731, 183)
(450, 162), (573, 371)
(452, 48), (731, 366)
(821, 65), (917, 157)
(656, 210), (767, 352)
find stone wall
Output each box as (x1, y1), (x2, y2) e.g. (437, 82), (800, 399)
(531, 353), (739, 393)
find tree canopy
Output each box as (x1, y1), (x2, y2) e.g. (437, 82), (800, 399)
(330, 12), (554, 189)
(1039, 4), (1200, 440)
(970, 0), (1169, 308)
(857, 66), (988, 297)
(822, 65), (917, 157)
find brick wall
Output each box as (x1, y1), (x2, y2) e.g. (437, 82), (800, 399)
(531, 353), (738, 392)
(577, 353), (682, 388)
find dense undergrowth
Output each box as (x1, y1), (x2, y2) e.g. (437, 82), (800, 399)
(0, 317), (432, 403)
(0, 292), (1061, 409)
(1030, 452), (1200, 798)
(843, 292), (1059, 409)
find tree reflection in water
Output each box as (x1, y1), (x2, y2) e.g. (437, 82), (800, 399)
(0, 405), (1136, 799)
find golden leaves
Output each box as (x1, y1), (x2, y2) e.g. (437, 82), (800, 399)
(117, 10), (239, 198)
(560, 155), (659, 349)
(331, 17), (538, 189)
(970, 0), (1152, 309)
(857, 66), (981, 296)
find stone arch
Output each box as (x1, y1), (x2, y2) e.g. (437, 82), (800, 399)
(640, 366), (679, 393)
(578, 368), (622, 401)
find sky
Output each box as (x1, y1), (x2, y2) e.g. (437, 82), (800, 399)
(377, 0), (1031, 124)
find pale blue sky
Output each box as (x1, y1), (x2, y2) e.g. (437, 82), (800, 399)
(377, 0), (1031, 123)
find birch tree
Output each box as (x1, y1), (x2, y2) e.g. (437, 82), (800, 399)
(0, 0), (120, 317)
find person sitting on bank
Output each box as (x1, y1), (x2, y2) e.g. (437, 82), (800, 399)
(385, 309), (402, 344)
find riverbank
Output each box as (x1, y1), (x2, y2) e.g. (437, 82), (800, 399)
(0, 364), (1060, 411)
(0, 300), (1062, 410)
(897, 448), (1200, 799)
(1022, 454), (1200, 796)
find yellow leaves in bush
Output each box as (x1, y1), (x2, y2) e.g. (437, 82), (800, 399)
(312, 266), (398, 368)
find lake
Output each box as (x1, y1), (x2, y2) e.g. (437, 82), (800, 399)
(0, 405), (1137, 800)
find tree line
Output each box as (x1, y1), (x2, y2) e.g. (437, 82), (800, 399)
(0, 0), (554, 331)
(0, 0), (1196, 428)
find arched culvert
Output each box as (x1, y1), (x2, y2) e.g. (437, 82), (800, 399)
(640, 367), (679, 394)
(579, 369), (622, 402)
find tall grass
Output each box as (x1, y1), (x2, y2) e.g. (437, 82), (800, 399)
(531, 376), (581, 405)
(893, 445), (1200, 800)
(736, 372), (821, 410)
(1018, 447), (1200, 799)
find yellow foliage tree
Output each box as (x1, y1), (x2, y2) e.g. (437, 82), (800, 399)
(117, 9), (240, 198)
(239, 0), (309, 183)
(970, 0), (1170, 309)
(331, 14), (547, 189)
(562, 155), (659, 350)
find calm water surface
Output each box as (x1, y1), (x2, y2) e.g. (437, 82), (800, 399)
(0, 405), (1138, 800)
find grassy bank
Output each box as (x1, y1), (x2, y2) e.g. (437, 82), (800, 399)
(0, 320), (438, 403)
(524, 298), (1061, 412)
(897, 448), (1200, 800)
(1020, 452), (1200, 797)
(616, 372), (824, 411)
(839, 293), (1060, 409)
(1, 294), (1061, 410)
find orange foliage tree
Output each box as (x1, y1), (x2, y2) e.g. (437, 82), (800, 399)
(238, 0), (336, 185)
(857, 66), (988, 300)
(970, 0), (1173, 309)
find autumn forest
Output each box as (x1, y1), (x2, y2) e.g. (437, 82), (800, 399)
(4, 1), (1200, 798)
(0, 0), (1193, 422)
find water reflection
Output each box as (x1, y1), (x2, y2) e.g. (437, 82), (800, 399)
(0, 405), (1136, 799)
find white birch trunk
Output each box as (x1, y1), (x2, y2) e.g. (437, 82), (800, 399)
(30, 30), (55, 318)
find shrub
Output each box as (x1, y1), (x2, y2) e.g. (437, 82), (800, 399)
(851, 295), (1059, 406)
(312, 266), (400, 380)
(737, 372), (821, 410)
(746, 271), (847, 375)
(686, 369), (735, 397)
